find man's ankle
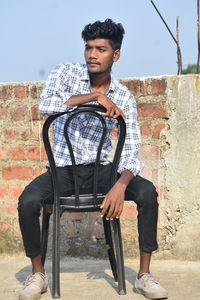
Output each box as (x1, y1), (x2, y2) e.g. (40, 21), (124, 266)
(32, 268), (45, 275)
(137, 271), (150, 279)
(31, 255), (45, 275)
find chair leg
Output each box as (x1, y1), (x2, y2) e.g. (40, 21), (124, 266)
(111, 219), (126, 295)
(52, 205), (61, 299)
(41, 205), (51, 266)
(103, 217), (118, 282)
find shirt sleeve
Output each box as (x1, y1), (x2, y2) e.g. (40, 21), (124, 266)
(117, 95), (144, 176)
(39, 63), (76, 115)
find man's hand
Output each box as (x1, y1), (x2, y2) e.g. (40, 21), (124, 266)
(96, 93), (125, 119)
(100, 182), (125, 220)
(100, 170), (134, 220)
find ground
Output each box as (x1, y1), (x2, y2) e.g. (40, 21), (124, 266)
(0, 255), (199, 299)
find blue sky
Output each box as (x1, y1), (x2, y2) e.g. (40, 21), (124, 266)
(0, 0), (197, 82)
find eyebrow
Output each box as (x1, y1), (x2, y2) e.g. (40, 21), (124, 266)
(85, 44), (107, 49)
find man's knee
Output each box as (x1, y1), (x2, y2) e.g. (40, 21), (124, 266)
(136, 180), (158, 209)
(18, 187), (42, 218)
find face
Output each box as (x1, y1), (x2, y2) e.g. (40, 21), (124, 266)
(84, 38), (120, 75)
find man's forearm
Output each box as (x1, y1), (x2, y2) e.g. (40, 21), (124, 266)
(65, 92), (100, 107)
(65, 92), (125, 120)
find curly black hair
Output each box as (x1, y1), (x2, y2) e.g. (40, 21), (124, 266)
(81, 18), (125, 50)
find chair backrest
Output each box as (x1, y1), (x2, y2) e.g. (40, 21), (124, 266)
(42, 104), (126, 210)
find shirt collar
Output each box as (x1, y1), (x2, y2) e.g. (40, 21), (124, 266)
(80, 64), (117, 93)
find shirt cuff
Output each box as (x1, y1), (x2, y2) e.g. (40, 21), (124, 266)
(118, 160), (144, 176)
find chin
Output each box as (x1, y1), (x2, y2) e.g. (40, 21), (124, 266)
(88, 69), (102, 75)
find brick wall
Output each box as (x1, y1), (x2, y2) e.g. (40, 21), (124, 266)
(0, 83), (45, 253)
(1, 76), (199, 260)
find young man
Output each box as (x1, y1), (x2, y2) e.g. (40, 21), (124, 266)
(18, 19), (168, 300)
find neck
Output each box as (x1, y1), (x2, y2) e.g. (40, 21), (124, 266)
(90, 71), (111, 93)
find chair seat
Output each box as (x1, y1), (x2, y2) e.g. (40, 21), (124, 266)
(60, 193), (105, 212)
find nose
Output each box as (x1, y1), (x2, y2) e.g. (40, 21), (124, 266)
(88, 48), (98, 59)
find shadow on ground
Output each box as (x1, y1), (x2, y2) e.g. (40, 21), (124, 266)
(15, 258), (137, 295)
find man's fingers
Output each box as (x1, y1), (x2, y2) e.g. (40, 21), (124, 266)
(100, 198), (106, 209)
(105, 198), (123, 220)
(109, 201), (124, 220)
(102, 104), (125, 120)
(105, 106), (115, 118)
(113, 108), (125, 120)
(105, 203), (115, 220)
(108, 107), (115, 118)
(100, 197), (110, 216)
(116, 203), (124, 218)
(109, 201), (121, 220)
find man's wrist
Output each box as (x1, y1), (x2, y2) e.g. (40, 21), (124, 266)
(92, 91), (101, 103)
(114, 181), (127, 192)
(117, 170), (134, 190)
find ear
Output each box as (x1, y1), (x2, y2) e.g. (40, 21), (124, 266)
(113, 49), (120, 62)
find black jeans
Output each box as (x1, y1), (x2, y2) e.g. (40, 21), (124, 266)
(18, 164), (158, 258)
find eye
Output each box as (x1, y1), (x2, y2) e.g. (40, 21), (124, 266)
(85, 45), (91, 51)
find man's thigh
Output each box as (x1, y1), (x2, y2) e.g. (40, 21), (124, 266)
(21, 167), (75, 204)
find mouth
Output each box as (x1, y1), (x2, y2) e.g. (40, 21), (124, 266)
(87, 62), (100, 66)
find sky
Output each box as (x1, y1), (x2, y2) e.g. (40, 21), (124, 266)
(0, 0), (198, 82)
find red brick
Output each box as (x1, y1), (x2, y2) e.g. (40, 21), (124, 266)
(9, 186), (23, 198)
(35, 167), (47, 177)
(29, 104), (40, 121)
(28, 146), (47, 160)
(120, 80), (129, 89)
(151, 79), (167, 95)
(19, 129), (30, 141)
(10, 145), (25, 160)
(0, 223), (10, 234)
(0, 107), (8, 119)
(0, 185), (9, 198)
(1, 204), (18, 215)
(2, 166), (33, 180)
(140, 123), (151, 136)
(14, 85), (29, 99)
(138, 103), (167, 118)
(126, 80), (146, 96)
(0, 85), (13, 100)
(30, 85), (42, 99)
(10, 106), (25, 121)
(152, 123), (166, 138)
(28, 146), (40, 160)
(3, 128), (18, 140)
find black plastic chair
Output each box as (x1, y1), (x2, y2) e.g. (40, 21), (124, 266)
(41, 104), (126, 298)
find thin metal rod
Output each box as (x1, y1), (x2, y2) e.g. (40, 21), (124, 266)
(151, 0), (183, 74)
(176, 17), (182, 75)
(151, 0), (177, 44)
(197, 0), (200, 73)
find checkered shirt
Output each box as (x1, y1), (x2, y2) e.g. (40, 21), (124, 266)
(39, 63), (143, 176)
